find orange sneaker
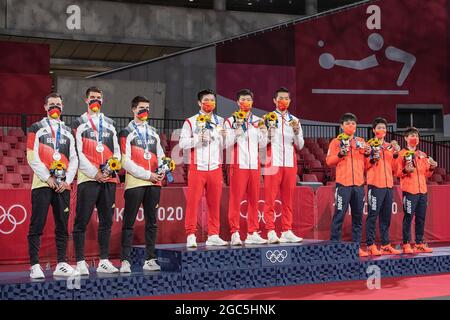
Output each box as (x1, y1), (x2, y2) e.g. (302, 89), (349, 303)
(402, 243), (414, 254)
(380, 244), (401, 255)
(359, 248), (369, 257)
(367, 244), (382, 256)
(414, 243), (433, 253)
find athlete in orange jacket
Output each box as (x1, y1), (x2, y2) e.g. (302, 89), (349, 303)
(395, 127), (437, 254)
(364, 118), (401, 256)
(326, 113), (370, 257)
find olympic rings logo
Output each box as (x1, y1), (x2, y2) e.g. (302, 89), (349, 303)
(265, 250), (288, 263)
(239, 200), (282, 224)
(0, 205), (28, 235)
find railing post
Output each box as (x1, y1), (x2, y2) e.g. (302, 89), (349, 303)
(21, 114), (27, 134)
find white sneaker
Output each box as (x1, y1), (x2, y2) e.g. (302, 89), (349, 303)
(96, 259), (119, 274)
(75, 260), (90, 276)
(280, 230), (303, 243)
(186, 234), (197, 248)
(143, 259), (161, 271)
(30, 264), (45, 279)
(205, 235), (228, 246)
(267, 230), (280, 244)
(230, 231), (242, 246)
(245, 232), (268, 245)
(53, 262), (79, 277)
(120, 260), (131, 273)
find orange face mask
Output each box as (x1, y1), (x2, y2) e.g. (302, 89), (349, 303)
(277, 99), (290, 111)
(239, 101), (252, 112)
(202, 101), (216, 113)
(343, 124), (356, 135)
(408, 137), (419, 147)
(375, 128), (386, 139)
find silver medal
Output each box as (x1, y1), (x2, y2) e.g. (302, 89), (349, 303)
(144, 151), (152, 160)
(96, 144), (104, 153)
(52, 152), (61, 161)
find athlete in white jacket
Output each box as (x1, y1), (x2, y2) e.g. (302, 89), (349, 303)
(179, 89), (228, 247)
(224, 89), (268, 246)
(262, 87), (305, 244)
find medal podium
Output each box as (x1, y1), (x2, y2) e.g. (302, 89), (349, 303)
(1, 240), (450, 299)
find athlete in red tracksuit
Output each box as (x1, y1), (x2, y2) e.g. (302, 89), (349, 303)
(224, 89), (268, 246)
(262, 87), (304, 244)
(179, 89), (228, 248)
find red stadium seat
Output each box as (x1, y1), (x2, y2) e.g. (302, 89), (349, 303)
(16, 142), (27, 151)
(312, 148), (325, 157)
(0, 142), (10, 156)
(3, 136), (18, 148)
(431, 174), (444, 184)
(445, 174), (450, 182)
(309, 160), (323, 169)
(21, 183), (32, 189)
(4, 173), (23, 188)
(303, 173), (319, 182)
(0, 164), (6, 182)
(0, 183), (14, 189)
(316, 154), (327, 163)
(428, 181), (438, 185)
(8, 149), (26, 164)
(0, 156), (18, 173)
(326, 181), (336, 187)
(298, 147), (311, 155)
(303, 153), (316, 162)
(17, 165), (33, 183)
(434, 167), (446, 176)
(8, 128), (26, 142)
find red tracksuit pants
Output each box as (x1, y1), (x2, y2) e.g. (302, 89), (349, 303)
(228, 166), (260, 234)
(185, 166), (223, 236)
(263, 166), (297, 232)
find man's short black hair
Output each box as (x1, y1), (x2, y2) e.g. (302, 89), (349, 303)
(372, 117), (387, 129)
(86, 86), (103, 98)
(131, 96), (150, 109)
(45, 92), (63, 104)
(273, 87), (290, 99)
(340, 113), (358, 124)
(403, 126), (420, 137)
(236, 89), (254, 100)
(197, 89), (216, 101)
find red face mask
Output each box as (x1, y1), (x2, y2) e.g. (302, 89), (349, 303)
(202, 101), (216, 113)
(277, 99), (290, 111)
(239, 101), (252, 112)
(88, 100), (102, 113)
(375, 129), (386, 139)
(48, 106), (61, 119)
(408, 137), (419, 147)
(343, 124), (356, 136)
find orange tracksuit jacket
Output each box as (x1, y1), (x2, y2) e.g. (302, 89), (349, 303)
(365, 142), (398, 188)
(395, 149), (434, 194)
(326, 136), (366, 187)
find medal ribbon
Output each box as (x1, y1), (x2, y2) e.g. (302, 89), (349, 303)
(132, 121), (149, 154)
(46, 118), (61, 154)
(87, 113), (103, 146)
